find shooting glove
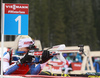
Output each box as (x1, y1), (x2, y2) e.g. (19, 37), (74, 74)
(17, 52), (35, 64)
(41, 50), (53, 63)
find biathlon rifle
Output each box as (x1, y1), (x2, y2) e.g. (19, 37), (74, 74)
(28, 44), (66, 64)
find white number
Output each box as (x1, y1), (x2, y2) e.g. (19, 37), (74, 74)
(15, 16), (21, 34)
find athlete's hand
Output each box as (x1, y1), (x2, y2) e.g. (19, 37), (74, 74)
(20, 52), (35, 64)
(41, 50), (53, 63)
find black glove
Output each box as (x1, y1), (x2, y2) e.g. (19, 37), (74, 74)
(20, 52), (35, 64)
(41, 50), (53, 63)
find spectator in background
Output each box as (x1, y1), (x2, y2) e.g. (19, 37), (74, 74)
(74, 52), (82, 63)
(93, 57), (100, 72)
(62, 53), (72, 74)
(63, 53), (72, 65)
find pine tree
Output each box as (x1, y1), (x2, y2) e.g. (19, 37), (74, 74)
(39, 0), (49, 47)
(63, 0), (98, 50)
(92, 0), (100, 50)
(48, 0), (66, 46)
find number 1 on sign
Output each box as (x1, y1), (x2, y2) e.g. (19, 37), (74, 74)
(15, 16), (21, 34)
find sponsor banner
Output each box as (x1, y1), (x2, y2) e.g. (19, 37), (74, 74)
(42, 60), (82, 73)
(5, 4), (29, 14)
(43, 60), (65, 73)
(71, 62), (82, 70)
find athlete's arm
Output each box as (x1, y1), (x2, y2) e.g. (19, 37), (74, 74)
(4, 51), (34, 75)
(3, 52), (19, 75)
(29, 50), (52, 75)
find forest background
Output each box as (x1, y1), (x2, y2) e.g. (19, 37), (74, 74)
(1, 0), (100, 51)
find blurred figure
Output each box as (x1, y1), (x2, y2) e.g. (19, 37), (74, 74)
(93, 57), (100, 72)
(62, 53), (72, 74)
(75, 52), (82, 63)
